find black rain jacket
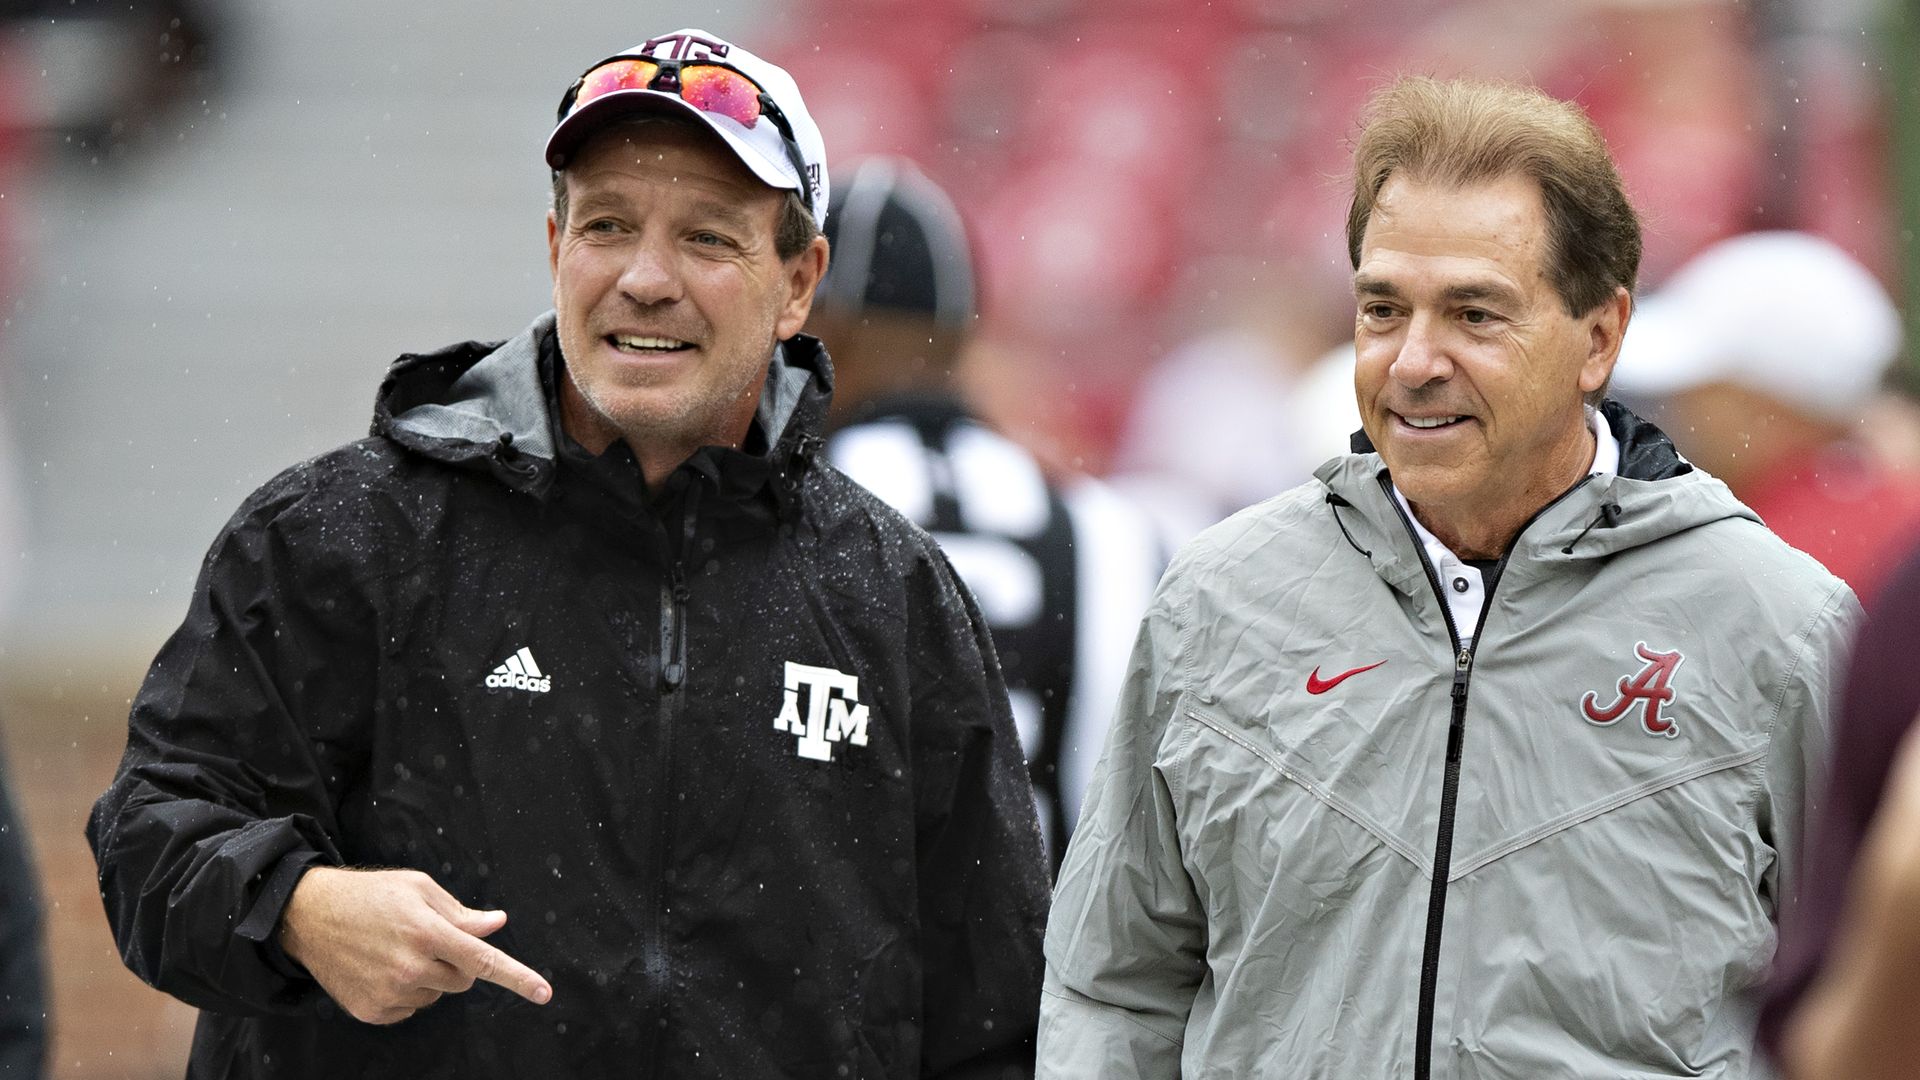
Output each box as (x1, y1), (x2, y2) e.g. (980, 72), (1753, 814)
(87, 314), (1049, 1079)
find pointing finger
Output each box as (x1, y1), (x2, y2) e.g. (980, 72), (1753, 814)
(436, 926), (552, 1005)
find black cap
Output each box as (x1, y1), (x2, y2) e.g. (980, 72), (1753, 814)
(819, 157), (976, 328)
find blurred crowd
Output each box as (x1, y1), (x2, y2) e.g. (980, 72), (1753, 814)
(0, 0), (1909, 592)
(761, 0), (1915, 596)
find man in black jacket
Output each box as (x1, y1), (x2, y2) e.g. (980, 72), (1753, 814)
(88, 27), (1048, 1079)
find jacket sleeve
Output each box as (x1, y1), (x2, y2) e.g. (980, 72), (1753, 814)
(86, 469), (377, 1015)
(1760, 580), (1864, 926)
(1037, 570), (1205, 1079)
(910, 547), (1051, 1080)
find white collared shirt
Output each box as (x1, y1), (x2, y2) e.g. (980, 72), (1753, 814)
(1391, 408), (1620, 648)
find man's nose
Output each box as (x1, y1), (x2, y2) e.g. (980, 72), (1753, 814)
(1389, 310), (1453, 388)
(617, 235), (683, 306)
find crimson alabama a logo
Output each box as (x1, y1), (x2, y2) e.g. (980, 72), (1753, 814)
(1580, 642), (1685, 738)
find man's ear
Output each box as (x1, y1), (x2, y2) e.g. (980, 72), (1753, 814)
(1580, 285), (1632, 396)
(547, 209), (561, 281)
(776, 234), (831, 340)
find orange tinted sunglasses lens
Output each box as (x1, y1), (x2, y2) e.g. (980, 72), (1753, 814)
(677, 65), (763, 127)
(571, 59), (660, 116)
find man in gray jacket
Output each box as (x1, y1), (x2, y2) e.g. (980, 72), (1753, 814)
(1038, 76), (1859, 1078)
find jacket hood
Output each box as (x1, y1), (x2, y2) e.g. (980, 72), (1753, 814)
(373, 312), (834, 512)
(1317, 399), (1760, 596)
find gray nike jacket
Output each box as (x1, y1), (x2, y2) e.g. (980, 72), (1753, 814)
(1037, 404), (1859, 1078)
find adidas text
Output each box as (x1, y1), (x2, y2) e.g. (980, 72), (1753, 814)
(485, 671), (551, 693)
(486, 647), (551, 694)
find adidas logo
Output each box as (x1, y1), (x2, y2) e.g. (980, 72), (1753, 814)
(485, 647), (551, 694)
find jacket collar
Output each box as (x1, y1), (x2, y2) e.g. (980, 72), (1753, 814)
(1320, 399), (1754, 600)
(375, 313), (559, 494)
(375, 313), (836, 521)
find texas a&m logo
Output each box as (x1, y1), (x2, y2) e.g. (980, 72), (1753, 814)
(1581, 642), (1685, 738)
(773, 661), (870, 762)
(642, 32), (731, 61)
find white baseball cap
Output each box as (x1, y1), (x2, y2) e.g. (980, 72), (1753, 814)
(545, 28), (830, 228)
(1614, 231), (1901, 421)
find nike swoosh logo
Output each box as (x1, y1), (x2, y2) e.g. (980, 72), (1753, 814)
(1306, 661), (1387, 694)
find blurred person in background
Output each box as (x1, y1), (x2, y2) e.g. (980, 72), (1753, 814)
(1106, 324), (1299, 539)
(87, 27), (1047, 1078)
(1284, 338), (1373, 473)
(765, 0), (1894, 531)
(0, 31), (47, 1080)
(809, 155), (1166, 870)
(1106, 261), (1348, 539)
(0, 452), (42, 1079)
(1038, 75), (1857, 1078)
(0, 0), (226, 165)
(1759, 542), (1920, 1079)
(0, 397), (40, 1079)
(0, 740), (45, 1078)
(1613, 231), (1920, 601)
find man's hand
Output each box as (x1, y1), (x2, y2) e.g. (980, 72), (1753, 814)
(278, 866), (553, 1025)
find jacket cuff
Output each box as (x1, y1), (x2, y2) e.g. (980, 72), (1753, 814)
(236, 849), (328, 979)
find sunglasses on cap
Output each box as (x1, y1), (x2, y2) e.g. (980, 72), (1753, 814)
(557, 55), (813, 213)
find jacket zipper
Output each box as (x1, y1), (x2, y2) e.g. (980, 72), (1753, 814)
(1413, 641), (1476, 1080)
(661, 562), (690, 690)
(1381, 475), (1593, 1079)
(642, 486), (698, 1073)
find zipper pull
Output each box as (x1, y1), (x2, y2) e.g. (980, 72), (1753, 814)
(662, 564), (690, 691)
(1452, 647), (1473, 701)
